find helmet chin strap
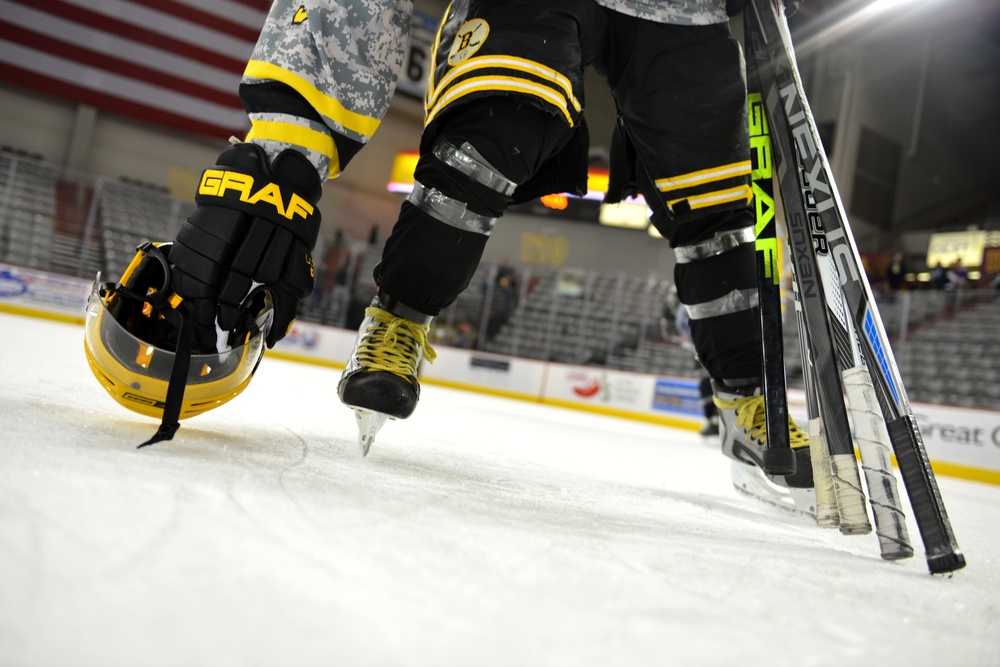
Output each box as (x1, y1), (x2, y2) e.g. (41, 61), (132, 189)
(138, 316), (190, 448)
(108, 241), (191, 448)
(138, 293), (191, 448)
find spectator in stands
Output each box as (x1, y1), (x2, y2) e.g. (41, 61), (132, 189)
(454, 321), (474, 348)
(485, 259), (520, 340)
(929, 261), (947, 290)
(943, 258), (968, 318)
(885, 250), (907, 302)
(325, 229), (352, 321)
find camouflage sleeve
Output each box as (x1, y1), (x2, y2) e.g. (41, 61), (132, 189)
(592, 0), (729, 25)
(240, 0), (414, 181)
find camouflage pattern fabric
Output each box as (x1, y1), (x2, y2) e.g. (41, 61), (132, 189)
(593, 0), (728, 25)
(242, 0), (414, 180)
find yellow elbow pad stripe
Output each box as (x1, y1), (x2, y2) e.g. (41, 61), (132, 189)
(243, 60), (382, 140)
(245, 120), (341, 179)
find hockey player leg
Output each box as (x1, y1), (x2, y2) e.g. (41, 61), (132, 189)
(671, 212), (815, 514)
(338, 99), (573, 454)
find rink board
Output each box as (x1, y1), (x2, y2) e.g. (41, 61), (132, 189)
(2, 262), (998, 485)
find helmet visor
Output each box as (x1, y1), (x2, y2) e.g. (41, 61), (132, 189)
(85, 282), (266, 416)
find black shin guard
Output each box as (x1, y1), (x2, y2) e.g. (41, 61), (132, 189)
(377, 98), (572, 315)
(672, 208), (763, 388)
(377, 201), (491, 316)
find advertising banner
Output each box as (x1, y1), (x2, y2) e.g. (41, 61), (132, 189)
(4, 263), (998, 484)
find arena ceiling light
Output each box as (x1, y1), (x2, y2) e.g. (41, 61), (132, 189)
(792, 0), (939, 57)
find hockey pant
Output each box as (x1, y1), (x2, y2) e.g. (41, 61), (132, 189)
(597, 14), (763, 389)
(375, 98), (761, 390)
(378, 10), (763, 389)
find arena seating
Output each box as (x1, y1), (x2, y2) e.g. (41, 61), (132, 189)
(1, 151), (997, 410)
(0, 154), (57, 272)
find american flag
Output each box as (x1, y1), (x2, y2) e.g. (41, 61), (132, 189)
(0, 0), (270, 139)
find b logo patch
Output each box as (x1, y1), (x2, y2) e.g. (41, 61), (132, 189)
(448, 19), (489, 66)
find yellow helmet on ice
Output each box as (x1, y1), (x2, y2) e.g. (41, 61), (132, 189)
(84, 242), (269, 445)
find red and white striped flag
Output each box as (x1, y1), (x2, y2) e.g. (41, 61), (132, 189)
(0, 0), (269, 139)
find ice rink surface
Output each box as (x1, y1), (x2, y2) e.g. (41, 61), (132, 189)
(1, 312), (998, 667)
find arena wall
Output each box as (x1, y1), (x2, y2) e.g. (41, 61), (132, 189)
(4, 263), (997, 487)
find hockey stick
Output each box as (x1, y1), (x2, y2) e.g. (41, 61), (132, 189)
(747, 0), (911, 562)
(746, 0), (963, 573)
(745, 26), (870, 536)
(747, 88), (793, 475)
(796, 309), (840, 528)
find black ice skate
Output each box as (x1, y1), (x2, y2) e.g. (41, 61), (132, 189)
(713, 384), (816, 515)
(338, 296), (436, 455)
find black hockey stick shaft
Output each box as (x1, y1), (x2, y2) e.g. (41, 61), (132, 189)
(747, 62), (793, 475)
(747, 0), (963, 573)
(745, 16), (853, 471)
(747, 8), (907, 553)
(746, 16), (871, 535)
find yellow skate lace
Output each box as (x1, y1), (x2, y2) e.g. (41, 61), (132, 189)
(713, 394), (810, 449)
(355, 306), (437, 381)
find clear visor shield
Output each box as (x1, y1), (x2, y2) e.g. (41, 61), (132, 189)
(84, 282), (267, 414)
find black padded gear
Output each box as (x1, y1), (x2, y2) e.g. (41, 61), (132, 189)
(377, 98), (571, 315)
(169, 142), (322, 351)
(672, 208), (763, 385)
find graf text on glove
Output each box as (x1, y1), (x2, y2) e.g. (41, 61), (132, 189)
(199, 169), (314, 221)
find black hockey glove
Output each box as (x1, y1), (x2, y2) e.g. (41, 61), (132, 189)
(169, 142), (323, 352)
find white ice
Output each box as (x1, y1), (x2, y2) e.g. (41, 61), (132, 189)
(1, 312), (998, 667)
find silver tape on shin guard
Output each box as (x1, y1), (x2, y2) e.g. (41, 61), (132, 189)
(674, 226), (755, 264)
(433, 140), (517, 196)
(408, 139), (520, 236)
(408, 182), (498, 236)
(684, 289), (759, 320)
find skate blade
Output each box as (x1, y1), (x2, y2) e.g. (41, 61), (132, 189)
(353, 408), (388, 457)
(730, 460), (817, 518)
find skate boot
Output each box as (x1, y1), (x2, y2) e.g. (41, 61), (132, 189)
(338, 295), (436, 455)
(713, 384), (816, 515)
